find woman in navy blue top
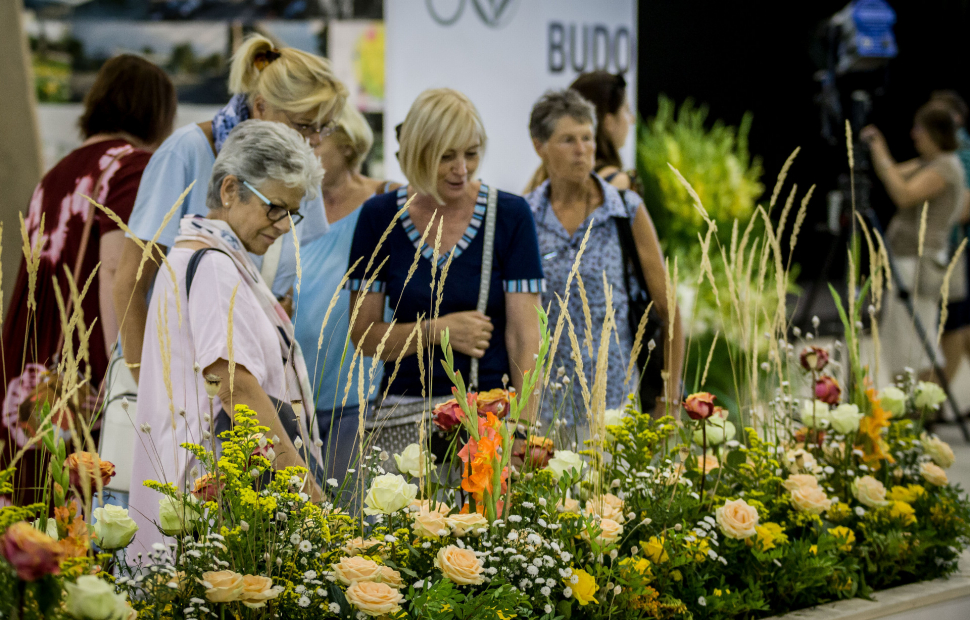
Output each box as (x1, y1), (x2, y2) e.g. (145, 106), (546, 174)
(347, 88), (544, 425)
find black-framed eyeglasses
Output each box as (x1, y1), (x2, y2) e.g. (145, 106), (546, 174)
(242, 180), (304, 225)
(284, 113), (338, 139)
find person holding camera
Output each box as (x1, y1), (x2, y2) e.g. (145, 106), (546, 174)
(862, 102), (967, 380)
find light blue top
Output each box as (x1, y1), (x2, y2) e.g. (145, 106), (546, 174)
(128, 123), (329, 297)
(293, 206), (382, 411)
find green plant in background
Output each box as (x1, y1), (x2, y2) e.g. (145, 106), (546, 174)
(33, 56), (71, 103)
(637, 95), (764, 254)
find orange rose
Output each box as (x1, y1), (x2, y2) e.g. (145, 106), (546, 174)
(782, 475), (819, 493)
(0, 522), (63, 581)
(584, 493), (625, 522)
(66, 452), (115, 491)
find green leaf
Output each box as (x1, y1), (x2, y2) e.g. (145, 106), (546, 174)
(726, 450), (747, 469)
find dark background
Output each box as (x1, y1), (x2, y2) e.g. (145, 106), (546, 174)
(636, 0), (970, 292)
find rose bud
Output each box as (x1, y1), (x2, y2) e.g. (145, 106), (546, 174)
(794, 426), (826, 447)
(800, 346), (829, 372)
(66, 452), (115, 491)
(814, 375), (841, 405)
(432, 399), (465, 433)
(683, 392), (717, 420)
(475, 389), (510, 419)
(191, 473), (224, 503)
(1, 522), (63, 581)
(514, 436), (555, 469)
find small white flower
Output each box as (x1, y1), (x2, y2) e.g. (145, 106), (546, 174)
(304, 570), (317, 580)
(698, 596), (707, 607)
(298, 596), (310, 608)
(291, 533), (302, 545)
(327, 478), (338, 487)
(855, 506), (866, 517)
(384, 535), (397, 543)
(614, 585), (622, 595)
(299, 540), (313, 553)
(541, 586), (551, 596)
(570, 574), (579, 585)
(294, 437), (304, 450)
(563, 586), (573, 598)
(329, 603), (341, 614)
(545, 604), (553, 613)
(140, 423), (152, 433)
(295, 585), (306, 594)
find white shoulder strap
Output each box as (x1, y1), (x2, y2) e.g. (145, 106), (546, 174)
(470, 185), (499, 389)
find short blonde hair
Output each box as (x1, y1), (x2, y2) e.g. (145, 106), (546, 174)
(331, 104), (374, 171)
(399, 88), (486, 204)
(229, 34), (348, 126)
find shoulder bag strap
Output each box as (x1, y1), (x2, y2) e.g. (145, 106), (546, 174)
(470, 185), (498, 390)
(56, 148), (127, 354)
(185, 247), (230, 298)
(613, 190), (650, 296)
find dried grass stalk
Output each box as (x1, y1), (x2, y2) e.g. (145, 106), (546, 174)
(383, 319), (422, 404)
(701, 330), (720, 386)
(668, 163), (710, 223)
(365, 200), (412, 278)
(136, 183), (193, 281)
(562, 298), (591, 413)
(543, 223), (593, 386)
(20, 213), (45, 314)
(317, 257), (363, 351)
(289, 213), (302, 294)
(342, 325), (370, 408)
(939, 237), (968, 346)
(776, 184), (798, 239)
(589, 273), (617, 435)
(575, 274), (595, 362)
(625, 301), (653, 387)
(917, 202), (929, 258)
(769, 147), (801, 212)
(873, 228), (894, 293)
(403, 211), (436, 294)
(787, 185), (815, 269)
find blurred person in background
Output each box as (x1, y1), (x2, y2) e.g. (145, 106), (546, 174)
(930, 91), (970, 387)
(525, 89), (683, 428)
(293, 104), (399, 486)
(114, 33), (346, 384)
(525, 71), (636, 193)
(862, 102), (967, 380)
(0, 55), (176, 504)
(347, 88), (544, 459)
(129, 121), (325, 552)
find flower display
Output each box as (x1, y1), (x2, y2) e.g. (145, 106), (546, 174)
(920, 433), (955, 469)
(920, 462), (949, 486)
(393, 443), (429, 478)
(432, 397), (466, 433)
(158, 496), (201, 536)
(333, 556), (383, 585)
(879, 386), (907, 418)
(693, 415), (737, 445)
(914, 382), (946, 410)
(476, 388), (510, 418)
(191, 472), (224, 502)
(200, 570), (245, 603)
(546, 449), (584, 480)
(828, 403), (863, 434)
(344, 581), (404, 617)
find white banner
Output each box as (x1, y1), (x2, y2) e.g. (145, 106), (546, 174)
(384, 0), (637, 194)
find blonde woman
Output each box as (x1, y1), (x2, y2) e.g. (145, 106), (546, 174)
(347, 89), (544, 456)
(294, 104), (399, 482)
(115, 34), (347, 383)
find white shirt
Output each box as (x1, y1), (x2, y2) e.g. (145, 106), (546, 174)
(128, 246), (289, 553)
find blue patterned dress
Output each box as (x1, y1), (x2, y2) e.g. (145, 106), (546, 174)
(526, 174), (645, 426)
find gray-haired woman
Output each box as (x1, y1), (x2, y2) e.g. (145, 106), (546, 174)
(525, 89), (684, 427)
(129, 120), (324, 552)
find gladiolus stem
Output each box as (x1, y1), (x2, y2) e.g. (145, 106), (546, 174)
(700, 423), (707, 498)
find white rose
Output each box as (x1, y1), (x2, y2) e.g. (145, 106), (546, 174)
(158, 496), (201, 536)
(800, 400), (831, 430)
(64, 575), (132, 620)
(920, 433), (955, 469)
(363, 474), (418, 516)
(851, 475), (889, 508)
(879, 386), (907, 418)
(393, 444), (428, 478)
(546, 450), (585, 480)
(914, 382), (946, 410)
(692, 417), (736, 446)
(828, 404), (863, 435)
(93, 504), (139, 550)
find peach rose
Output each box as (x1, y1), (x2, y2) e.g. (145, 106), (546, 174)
(715, 498), (759, 539)
(344, 581), (404, 617)
(198, 570), (244, 603)
(584, 493), (625, 522)
(785, 448), (818, 473)
(445, 512), (488, 537)
(411, 510), (450, 539)
(558, 497), (582, 514)
(697, 454), (720, 474)
(342, 537), (385, 557)
(476, 388), (510, 419)
(333, 556), (382, 585)
(376, 566), (403, 588)
(582, 518), (624, 546)
(920, 462), (949, 486)
(783, 474), (819, 493)
(790, 486), (833, 515)
(409, 499), (452, 514)
(435, 545), (485, 585)
(238, 575), (282, 609)
(0, 521), (64, 581)
(921, 434), (955, 469)
(66, 452), (115, 491)
(851, 475), (889, 507)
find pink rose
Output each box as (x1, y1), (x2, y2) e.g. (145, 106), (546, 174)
(814, 376), (841, 405)
(684, 393), (716, 421)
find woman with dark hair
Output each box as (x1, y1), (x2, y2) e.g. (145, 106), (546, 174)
(524, 71), (635, 193)
(0, 54), (176, 504)
(862, 102), (967, 379)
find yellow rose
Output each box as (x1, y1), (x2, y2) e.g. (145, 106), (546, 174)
(239, 575), (282, 609)
(921, 434), (955, 469)
(198, 571), (244, 603)
(890, 501), (917, 525)
(753, 522), (787, 550)
(342, 537), (385, 557)
(435, 545), (485, 585)
(344, 581), (404, 617)
(782, 474), (819, 493)
(829, 526), (855, 551)
(715, 498), (759, 539)
(920, 462), (948, 486)
(333, 556), (383, 585)
(567, 568), (598, 605)
(411, 510), (450, 539)
(582, 518), (623, 547)
(790, 486), (833, 515)
(376, 566), (403, 588)
(445, 512), (488, 537)
(644, 536), (669, 563)
(584, 493), (625, 522)
(851, 475), (889, 508)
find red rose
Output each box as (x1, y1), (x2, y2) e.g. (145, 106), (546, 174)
(800, 346), (830, 372)
(433, 399), (466, 433)
(683, 392), (717, 420)
(1, 522), (63, 581)
(814, 375), (841, 405)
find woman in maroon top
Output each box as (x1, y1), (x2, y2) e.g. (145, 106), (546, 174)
(1, 55), (176, 504)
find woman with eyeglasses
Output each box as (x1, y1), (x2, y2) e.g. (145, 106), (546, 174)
(128, 120), (326, 552)
(114, 33), (347, 387)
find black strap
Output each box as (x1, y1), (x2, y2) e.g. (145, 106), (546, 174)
(602, 170), (620, 183)
(613, 191), (650, 300)
(185, 247), (230, 298)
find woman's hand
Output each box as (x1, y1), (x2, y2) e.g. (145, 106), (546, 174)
(860, 125), (887, 151)
(433, 311), (493, 358)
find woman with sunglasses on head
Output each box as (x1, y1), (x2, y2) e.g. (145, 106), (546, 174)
(128, 120), (326, 553)
(114, 33), (347, 386)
